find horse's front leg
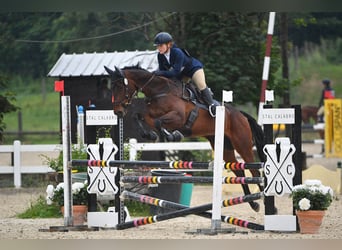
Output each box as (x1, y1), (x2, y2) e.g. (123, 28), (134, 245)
(146, 111), (185, 142)
(133, 113), (158, 141)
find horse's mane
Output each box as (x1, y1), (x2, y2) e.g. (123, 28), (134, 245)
(122, 64), (149, 72)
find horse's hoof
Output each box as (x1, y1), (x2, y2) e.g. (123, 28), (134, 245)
(154, 120), (162, 129)
(141, 132), (148, 139)
(172, 130), (184, 141)
(166, 135), (174, 141)
(149, 131), (158, 141)
(251, 202), (260, 212)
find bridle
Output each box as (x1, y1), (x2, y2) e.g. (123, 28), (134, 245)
(111, 72), (156, 108)
(111, 77), (136, 108)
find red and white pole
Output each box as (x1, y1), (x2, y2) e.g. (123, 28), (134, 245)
(258, 12), (276, 125)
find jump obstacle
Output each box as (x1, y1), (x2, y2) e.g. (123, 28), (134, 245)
(61, 94), (306, 233)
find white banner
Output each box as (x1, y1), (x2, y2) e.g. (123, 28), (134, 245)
(86, 110), (117, 125)
(262, 108), (295, 124)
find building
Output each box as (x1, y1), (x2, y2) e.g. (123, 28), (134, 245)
(48, 50), (161, 160)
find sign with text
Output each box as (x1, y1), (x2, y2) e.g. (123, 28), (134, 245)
(86, 110), (117, 125)
(262, 108), (295, 124)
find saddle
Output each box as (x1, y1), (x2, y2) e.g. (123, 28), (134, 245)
(181, 81), (206, 107)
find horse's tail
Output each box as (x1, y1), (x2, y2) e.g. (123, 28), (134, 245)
(240, 111), (266, 162)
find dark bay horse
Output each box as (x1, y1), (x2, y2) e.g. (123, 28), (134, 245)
(301, 105), (324, 140)
(104, 65), (265, 212)
(301, 105), (318, 124)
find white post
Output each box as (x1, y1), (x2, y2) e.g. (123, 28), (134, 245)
(62, 96), (73, 226)
(211, 105), (225, 231)
(13, 140), (21, 188)
(129, 138), (138, 161)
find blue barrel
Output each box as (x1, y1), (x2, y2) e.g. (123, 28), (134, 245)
(149, 170), (185, 215)
(179, 173), (193, 206)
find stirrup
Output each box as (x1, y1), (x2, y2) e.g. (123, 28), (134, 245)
(208, 104), (216, 117)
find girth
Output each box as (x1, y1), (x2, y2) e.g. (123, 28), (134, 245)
(184, 106), (199, 131)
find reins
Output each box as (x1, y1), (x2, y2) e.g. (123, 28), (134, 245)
(139, 74), (155, 92)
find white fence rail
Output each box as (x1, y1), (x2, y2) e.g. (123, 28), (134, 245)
(128, 138), (212, 160)
(0, 140), (59, 188)
(0, 139), (213, 188)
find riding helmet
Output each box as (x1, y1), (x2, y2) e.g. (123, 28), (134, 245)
(322, 79), (330, 85)
(154, 32), (173, 46)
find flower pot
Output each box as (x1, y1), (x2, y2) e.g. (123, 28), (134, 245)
(61, 205), (88, 226)
(296, 210), (325, 234)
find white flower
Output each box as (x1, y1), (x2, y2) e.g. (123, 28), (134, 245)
(304, 179), (322, 186)
(299, 198), (311, 210)
(55, 182), (64, 191)
(328, 187), (334, 197)
(72, 182), (85, 194)
(292, 184), (304, 191)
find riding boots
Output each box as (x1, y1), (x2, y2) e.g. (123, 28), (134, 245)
(201, 87), (217, 117)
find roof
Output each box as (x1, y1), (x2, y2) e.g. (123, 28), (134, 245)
(47, 50), (159, 77)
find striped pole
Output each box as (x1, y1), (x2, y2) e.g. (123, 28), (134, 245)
(118, 191), (264, 230)
(120, 176), (264, 185)
(257, 12), (276, 125)
(71, 159), (264, 170)
(224, 162), (263, 170)
(71, 159), (211, 169)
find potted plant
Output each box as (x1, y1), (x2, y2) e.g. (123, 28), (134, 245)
(46, 181), (88, 225)
(290, 179), (334, 234)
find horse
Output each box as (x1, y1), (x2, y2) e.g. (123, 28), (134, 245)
(301, 105), (324, 152)
(301, 105), (319, 124)
(104, 65), (266, 212)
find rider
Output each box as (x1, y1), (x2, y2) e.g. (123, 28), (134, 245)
(152, 31), (218, 117)
(317, 79), (335, 122)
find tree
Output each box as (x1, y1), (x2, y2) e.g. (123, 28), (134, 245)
(0, 74), (18, 143)
(288, 12), (342, 49)
(1, 12), (284, 107)
(0, 13), (60, 78)
(152, 12), (282, 107)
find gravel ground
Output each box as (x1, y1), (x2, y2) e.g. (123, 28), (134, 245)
(0, 185), (341, 239)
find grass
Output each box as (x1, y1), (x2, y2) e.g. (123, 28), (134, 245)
(288, 43), (342, 106)
(3, 78), (60, 144)
(17, 195), (151, 218)
(17, 196), (62, 219)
